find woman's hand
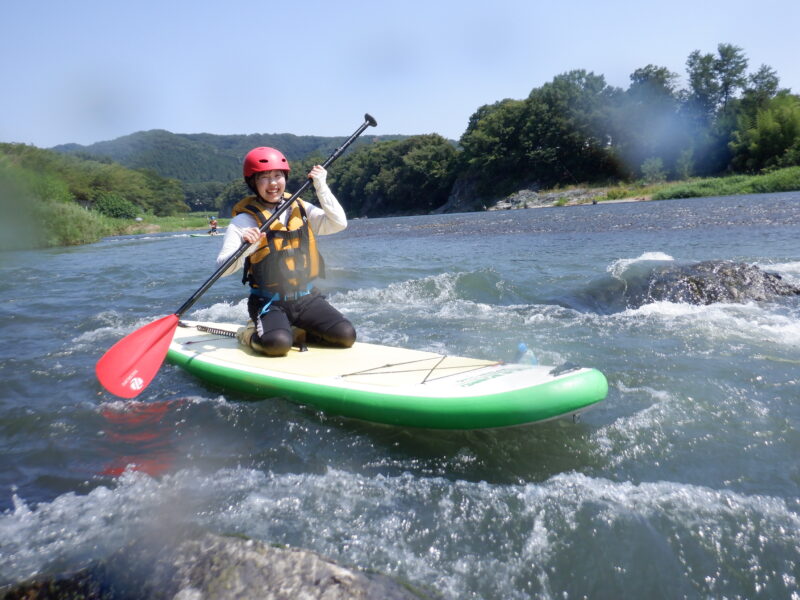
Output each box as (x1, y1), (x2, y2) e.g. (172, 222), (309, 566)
(308, 165), (327, 187)
(242, 227), (265, 244)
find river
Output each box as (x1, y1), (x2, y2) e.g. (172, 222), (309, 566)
(1, 192), (799, 598)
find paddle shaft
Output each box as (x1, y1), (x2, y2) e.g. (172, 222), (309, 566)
(174, 114), (377, 318)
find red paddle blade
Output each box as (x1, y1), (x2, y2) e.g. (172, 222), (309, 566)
(95, 314), (180, 398)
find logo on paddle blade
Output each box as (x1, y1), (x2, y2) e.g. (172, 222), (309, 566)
(129, 377), (144, 391)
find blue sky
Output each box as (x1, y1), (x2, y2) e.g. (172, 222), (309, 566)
(2, 0), (798, 148)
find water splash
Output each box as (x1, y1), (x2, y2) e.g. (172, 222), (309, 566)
(607, 251), (675, 280)
(2, 467), (798, 599)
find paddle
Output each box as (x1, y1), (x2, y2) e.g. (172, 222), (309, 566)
(96, 113), (378, 398)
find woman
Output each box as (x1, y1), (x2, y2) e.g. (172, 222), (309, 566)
(217, 146), (356, 356)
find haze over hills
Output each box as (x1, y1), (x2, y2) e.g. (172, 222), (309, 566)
(52, 129), (406, 185)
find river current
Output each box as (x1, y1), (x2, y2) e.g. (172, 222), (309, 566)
(1, 192), (799, 598)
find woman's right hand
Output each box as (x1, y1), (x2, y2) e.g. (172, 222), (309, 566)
(242, 227), (265, 244)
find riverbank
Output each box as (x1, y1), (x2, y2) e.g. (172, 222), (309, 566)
(118, 213), (229, 236)
(7, 167), (799, 250)
(488, 166), (800, 210)
(126, 166), (800, 234)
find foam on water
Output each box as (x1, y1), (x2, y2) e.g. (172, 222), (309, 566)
(103, 233), (196, 244)
(591, 383), (675, 464)
(759, 260), (800, 286)
(607, 251), (675, 280)
(617, 300), (800, 348)
(330, 272), (517, 352)
(95, 395), (225, 415)
(2, 467), (798, 598)
(338, 271), (468, 308)
(322, 265), (800, 369)
(76, 300), (251, 351)
(188, 298), (249, 324)
(174, 265), (800, 360)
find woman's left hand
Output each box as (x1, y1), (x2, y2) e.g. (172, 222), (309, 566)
(308, 165), (327, 187)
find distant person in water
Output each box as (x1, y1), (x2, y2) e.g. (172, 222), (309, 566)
(208, 216), (218, 235)
(216, 147), (356, 357)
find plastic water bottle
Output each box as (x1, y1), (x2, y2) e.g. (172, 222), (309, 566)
(515, 342), (538, 365)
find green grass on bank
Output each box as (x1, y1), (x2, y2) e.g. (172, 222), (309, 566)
(123, 213), (229, 236)
(649, 166), (800, 200)
(559, 166), (799, 205)
(0, 200), (116, 251)
(588, 166), (800, 203)
(502, 166), (800, 208)
(95, 212), (230, 244)
(0, 208), (229, 251)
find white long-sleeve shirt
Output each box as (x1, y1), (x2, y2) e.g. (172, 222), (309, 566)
(216, 180), (347, 277)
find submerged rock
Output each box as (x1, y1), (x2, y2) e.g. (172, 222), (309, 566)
(166, 534), (429, 600)
(562, 260), (800, 314)
(3, 533), (433, 600)
(641, 261), (800, 306)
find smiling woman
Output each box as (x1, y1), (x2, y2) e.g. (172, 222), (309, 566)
(95, 115), (378, 398)
(254, 170), (287, 203)
(219, 147), (355, 358)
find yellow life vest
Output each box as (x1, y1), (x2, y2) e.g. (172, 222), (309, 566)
(232, 193), (324, 296)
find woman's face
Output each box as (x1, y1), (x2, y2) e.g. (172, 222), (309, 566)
(255, 170), (286, 204)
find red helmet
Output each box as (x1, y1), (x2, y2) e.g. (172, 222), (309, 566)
(242, 147), (291, 179)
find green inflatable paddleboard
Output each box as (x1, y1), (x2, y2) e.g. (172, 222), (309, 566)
(167, 321), (608, 429)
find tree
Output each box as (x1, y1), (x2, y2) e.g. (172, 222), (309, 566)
(729, 93), (800, 172)
(737, 65), (782, 128)
(715, 43), (749, 109)
(685, 50), (721, 123)
(184, 181), (228, 211)
(628, 65), (680, 100)
(682, 44), (751, 175)
(685, 43), (748, 119)
(457, 98), (528, 195)
(0, 143), (188, 217)
(92, 191), (139, 219)
(675, 148), (694, 180)
(746, 65), (779, 104)
(613, 65), (688, 177)
(215, 180), (250, 217)
(333, 135), (458, 216)
(640, 157), (667, 183)
(521, 70), (623, 185)
(457, 70), (623, 199)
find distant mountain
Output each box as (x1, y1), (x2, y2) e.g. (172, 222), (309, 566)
(52, 129), (403, 185)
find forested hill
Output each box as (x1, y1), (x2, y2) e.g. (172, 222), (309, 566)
(52, 129), (406, 185)
(21, 42), (800, 222)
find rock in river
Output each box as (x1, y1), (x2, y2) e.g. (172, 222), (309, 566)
(2, 533), (434, 600)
